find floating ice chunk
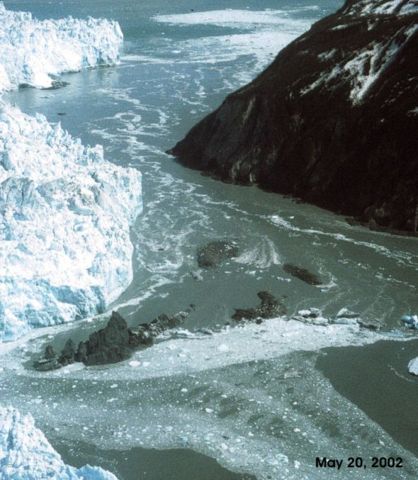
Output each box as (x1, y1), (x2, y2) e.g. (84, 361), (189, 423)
(336, 308), (360, 319)
(0, 105), (142, 341)
(401, 314), (418, 329)
(333, 317), (359, 326)
(297, 308), (321, 318)
(0, 405), (118, 479)
(0, 2), (123, 92)
(408, 357), (418, 376)
(129, 360), (141, 368)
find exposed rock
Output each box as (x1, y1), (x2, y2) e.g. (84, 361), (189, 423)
(79, 311), (138, 366)
(34, 309), (191, 369)
(283, 264), (322, 286)
(58, 339), (76, 366)
(197, 240), (239, 268)
(169, 0), (418, 233)
(33, 345), (61, 371)
(232, 291), (286, 322)
(357, 318), (380, 331)
(75, 341), (88, 364)
(44, 344), (56, 359)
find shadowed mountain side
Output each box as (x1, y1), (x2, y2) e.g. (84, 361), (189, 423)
(169, 0), (418, 232)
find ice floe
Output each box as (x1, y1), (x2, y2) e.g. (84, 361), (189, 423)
(0, 1), (122, 92)
(408, 357), (418, 375)
(153, 9), (311, 30)
(0, 405), (118, 479)
(0, 104), (142, 341)
(152, 9), (314, 85)
(0, 317), (414, 480)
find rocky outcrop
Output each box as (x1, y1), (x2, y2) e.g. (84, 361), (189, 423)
(232, 291), (287, 322)
(169, 0), (418, 232)
(34, 309), (190, 370)
(33, 345), (61, 371)
(75, 311), (132, 365)
(282, 264), (322, 286)
(197, 240), (239, 268)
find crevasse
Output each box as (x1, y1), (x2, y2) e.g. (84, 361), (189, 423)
(0, 105), (142, 341)
(0, 1), (123, 92)
(0, 405), (118, 479)
(0, 3), (142, 341)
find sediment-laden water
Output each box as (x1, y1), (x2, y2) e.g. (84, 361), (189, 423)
(1, 0), (418, 478)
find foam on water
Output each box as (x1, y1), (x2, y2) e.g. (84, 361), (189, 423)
(234, 238), (281, 269)
(267, 214), (418, 267)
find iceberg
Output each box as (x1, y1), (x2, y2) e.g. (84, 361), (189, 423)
(0, 405), (118, 479)
(0, 104), (142, 341)
(0, 1), (123, 92)
(408, 357), (418, 376)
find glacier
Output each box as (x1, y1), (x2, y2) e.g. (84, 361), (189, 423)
(0, 3), (142, 341)
(0, 104), (142, 341)
(0, 405), (118, 479)
(0, 1), (123, 92)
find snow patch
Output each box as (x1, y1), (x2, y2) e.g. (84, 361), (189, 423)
(0, 104), (142, 341)
(349, 0), (418, 16)
(0, 1), (123, 92)
(302, 24), (418, 104)
(0, 405), (118, 479)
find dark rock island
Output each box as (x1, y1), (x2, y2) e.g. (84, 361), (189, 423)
(169, 0), (418, 232)
(34, 309), (190, 370)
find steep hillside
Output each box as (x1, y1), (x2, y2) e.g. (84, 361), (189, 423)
(170, 0), (418, 232)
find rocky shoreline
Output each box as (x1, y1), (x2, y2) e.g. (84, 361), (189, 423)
(169, 0), (418, 233)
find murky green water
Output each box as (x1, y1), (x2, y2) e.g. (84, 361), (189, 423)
(1, 0), (418, 478)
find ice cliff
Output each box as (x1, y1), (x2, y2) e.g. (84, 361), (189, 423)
(0, 405), (118, 479)
(0, 105), (142, 342)
(0, 1), (122, 92)
(0, 5), (142, 341)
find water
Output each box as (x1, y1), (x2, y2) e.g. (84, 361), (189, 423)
(1, 0), (418, 478)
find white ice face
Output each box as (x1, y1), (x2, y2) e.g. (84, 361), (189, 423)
(0, 1), (123, 92)
(0, 104), (142, 342)
(0, 405), (118, 479)
(0, 4), (142, 342)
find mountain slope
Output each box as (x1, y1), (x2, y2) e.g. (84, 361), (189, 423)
(170, 0), (418, 232)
